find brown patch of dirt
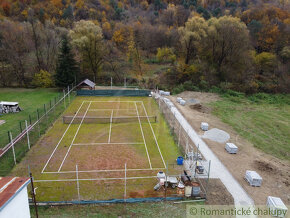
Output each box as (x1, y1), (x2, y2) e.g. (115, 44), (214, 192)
(253, 160), (278, 173)
(189, 104), (211, 114)
(205, 179), (234, 205)
(168, 92), (290, 205)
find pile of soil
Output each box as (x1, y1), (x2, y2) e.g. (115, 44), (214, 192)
(190, 104), (211, 114)
(253, 160), (277, 173)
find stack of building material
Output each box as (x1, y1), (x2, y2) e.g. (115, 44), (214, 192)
(267, 196), (288, 217)
(163, 91), (170, 96)
(180, 100), (186, 106)
(177, 97), (182, 103)
(201, 122), (209, 131)
(225, 143), (238, 154)
(244, 170), (262, 187)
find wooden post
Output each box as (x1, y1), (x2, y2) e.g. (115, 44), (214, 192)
(28, 166), (38, 218)
(76, 165), (80, 201)
(25, 120), (30, 150)
(29, 114), (32, 125)
(9, 131), (16, 165)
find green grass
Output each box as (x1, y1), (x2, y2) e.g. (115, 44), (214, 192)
(30, 202), (201, 218)
(0, 88), (60, 147)
(209, 93), (290, 161)
(12, 96), (182, 201)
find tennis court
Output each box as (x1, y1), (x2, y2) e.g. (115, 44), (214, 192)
(12, 96), (181, 201)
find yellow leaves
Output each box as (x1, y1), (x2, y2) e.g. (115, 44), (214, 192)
(50, 0), (63, 8)
(112, 29), (125, 45)
(75, 0), (84, 9)
(156, 47), (176, 64)
(102, 21), (111, 32)
(21, 9), (28, 18)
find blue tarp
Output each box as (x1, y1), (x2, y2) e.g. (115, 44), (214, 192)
(77, 89), (151, 97)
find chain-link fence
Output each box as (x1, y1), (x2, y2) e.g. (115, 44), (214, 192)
(155, 94), (211, 199)
(0, 85), (76, 176)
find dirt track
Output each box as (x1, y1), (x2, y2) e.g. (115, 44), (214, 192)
(169, 91), (290, 205)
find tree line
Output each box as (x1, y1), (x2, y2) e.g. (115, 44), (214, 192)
(0, 0), (289, 93)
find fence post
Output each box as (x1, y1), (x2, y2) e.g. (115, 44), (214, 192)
(178, 123), (181, 147)
(37, 109), (40, 137)
(19, 121), (23, 133)
(50, 100), (52, 110)
(63, 89), (66, 109)
(9, 131), (16, 165)
(25, 120), (30, 150)
(68, 86), (70, 104)
(205, 160), (211, 199)
(76, 165), (80, 201)
(29, 114), (32, 125)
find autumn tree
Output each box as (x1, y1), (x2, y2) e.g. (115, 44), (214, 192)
(178, 16), (208, 65)
(206, 16), (250, 81)
(69, 20), (105, 82)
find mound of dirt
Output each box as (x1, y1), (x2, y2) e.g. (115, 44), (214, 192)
(254, 160), (278, 173)
(190, 104), (211, 114)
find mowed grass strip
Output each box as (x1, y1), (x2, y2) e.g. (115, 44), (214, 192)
(0, 88), (60, 147)
(209, 94), (290, 161)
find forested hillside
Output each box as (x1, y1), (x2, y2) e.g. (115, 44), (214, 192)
(0, 0), (289, 93)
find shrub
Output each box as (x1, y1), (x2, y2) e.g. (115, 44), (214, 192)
(31, 70), (54, 88)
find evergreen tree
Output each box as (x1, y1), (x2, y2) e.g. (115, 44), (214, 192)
(55, 36), (79, 87)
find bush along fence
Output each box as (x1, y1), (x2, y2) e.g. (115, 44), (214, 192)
(154, 94), (211, 200)
(0, 85), (76, 176)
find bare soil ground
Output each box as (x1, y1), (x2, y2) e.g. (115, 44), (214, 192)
(169, 91), (290, 205)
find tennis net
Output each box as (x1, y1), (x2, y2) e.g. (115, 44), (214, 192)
(63, 115), (157, 124)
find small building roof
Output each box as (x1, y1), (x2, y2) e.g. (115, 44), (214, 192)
(0, 101), (19, 106)
(0, 177), (30, 211)
(77, 79), (95, 88)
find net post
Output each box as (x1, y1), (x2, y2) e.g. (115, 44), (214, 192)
(25, 120), (30, 150)
(9, 131), (16, 165)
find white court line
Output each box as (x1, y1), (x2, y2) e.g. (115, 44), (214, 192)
(108, 110), (113, 143)
(135, 102), (152, 169)
(41, 101), (85, 173)
(57, 101), (92, 172)
(34, 176), (157, 182)
(89, 109), (136, 111)
(141, 102), (166, 168)
(85, 101), (143, 103)
(72, 142), (144, 146)
(43, 168), (166, 174)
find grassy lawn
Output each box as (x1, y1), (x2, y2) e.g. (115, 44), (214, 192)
(209, 93), (290, 161)
(0, 88), (60, 147)
(30, 202), (199, 217)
